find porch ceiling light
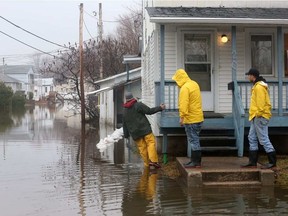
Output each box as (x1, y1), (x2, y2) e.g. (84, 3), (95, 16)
(221, 34), (228, 43)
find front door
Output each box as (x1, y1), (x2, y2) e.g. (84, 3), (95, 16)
(183, 33), (214, 111)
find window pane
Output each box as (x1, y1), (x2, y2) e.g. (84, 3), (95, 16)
(185, 64), (211, 91)
(184, 34), (210, 62)
(251, 35), (272, 75)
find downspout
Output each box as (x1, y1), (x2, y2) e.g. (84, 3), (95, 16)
(160, 24), (165, 108)
(126, 63), (130, 91)
(232, 26), (237, 81)
(277, 26), (284, 116)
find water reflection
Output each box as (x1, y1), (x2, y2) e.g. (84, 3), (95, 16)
(0, 105), (288, 216)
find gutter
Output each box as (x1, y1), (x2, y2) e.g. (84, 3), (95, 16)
(150, 17), (288, 25)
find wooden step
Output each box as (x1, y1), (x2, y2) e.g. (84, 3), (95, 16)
(203, 181), (261, 186)
(200, 136), (236, 141)
(201, 146), (238, 151)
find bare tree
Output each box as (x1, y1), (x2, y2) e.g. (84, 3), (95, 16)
(39, 6), (143, 122)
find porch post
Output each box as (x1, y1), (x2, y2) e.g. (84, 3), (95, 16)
(160, 24), (165, 107)
(160, 24), (167, 163)
(277, 26), (284, 116)
(231, 26), (237, 81)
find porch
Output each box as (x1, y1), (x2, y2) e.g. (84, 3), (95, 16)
(156, 80), (288, 163)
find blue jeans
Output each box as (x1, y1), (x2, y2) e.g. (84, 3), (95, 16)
(184, 122), (203, 157)
(248, 117), (275, 153)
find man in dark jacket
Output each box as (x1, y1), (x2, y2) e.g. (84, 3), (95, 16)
(123, 92), (165, 168)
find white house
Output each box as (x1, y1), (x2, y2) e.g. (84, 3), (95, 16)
(0, 73), (22, 92)
(34, 77), (54, 101)
(0, 65), (35, 98)
(142, 0), (288, 160)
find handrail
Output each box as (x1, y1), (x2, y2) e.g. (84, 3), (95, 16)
(232, 80), (245, 156)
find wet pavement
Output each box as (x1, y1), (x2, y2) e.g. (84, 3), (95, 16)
(1, 105), (288, 216)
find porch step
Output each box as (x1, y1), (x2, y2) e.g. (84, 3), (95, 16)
(201, 146), (238, 151)
(200, 135), (236, 151)
(176, 157), (275, 187)
(203, 181), (261, 186)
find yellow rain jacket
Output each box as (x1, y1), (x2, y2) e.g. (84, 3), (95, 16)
(172, 69), (204, 124)
(249, 80), (272, 121)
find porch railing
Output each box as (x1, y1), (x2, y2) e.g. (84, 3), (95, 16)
(238, 80), (288, 114)
(155, 81), (179, 112)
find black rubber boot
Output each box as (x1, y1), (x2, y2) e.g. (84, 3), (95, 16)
(242, 150), (258, 168)
(261, 151), (277, 169)
(184, 150), (201, 168)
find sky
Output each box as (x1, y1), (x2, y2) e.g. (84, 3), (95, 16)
(0, 0), (141, 65)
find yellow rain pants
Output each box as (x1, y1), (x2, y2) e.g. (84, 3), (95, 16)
(135, 133), (158, 167)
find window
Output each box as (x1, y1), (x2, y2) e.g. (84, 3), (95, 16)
(251, 35), (273, 75)
(285, 34), (288, 77)
(184, 34), (211, 91)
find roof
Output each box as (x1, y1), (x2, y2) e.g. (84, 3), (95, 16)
(0, 73), (21, 83)
(146, 7), (288, 24)
(94, 67), (141, 85)
(0, 65), (35, 74)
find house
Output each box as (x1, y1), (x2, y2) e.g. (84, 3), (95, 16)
(88, 67), (141, 128)
(0, 73), (22, 92)
(142, 0), (288, 161)
(34, 77), (55, 101)
(0, 65), (35, 98)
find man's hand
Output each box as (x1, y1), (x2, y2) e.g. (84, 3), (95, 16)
(179, 117), (184, 126)
(160, 103), (166, 110)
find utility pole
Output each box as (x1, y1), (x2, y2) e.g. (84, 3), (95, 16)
(98, 3), (103, 79)
(79, 3), (85, 123)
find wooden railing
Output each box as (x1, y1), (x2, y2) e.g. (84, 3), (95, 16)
(155, 81), (179, 111)
(238, 80), (288, 114)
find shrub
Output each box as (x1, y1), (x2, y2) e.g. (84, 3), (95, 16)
(12, 91), (26, 108)
(0, 82), (13, 111)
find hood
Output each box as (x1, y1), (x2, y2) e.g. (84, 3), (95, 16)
(172, 69), (190, 87)
(123, 98), (137, 108)
(254, 76), (268, 89)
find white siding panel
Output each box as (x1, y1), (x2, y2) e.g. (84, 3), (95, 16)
(142, 31), (161, 135)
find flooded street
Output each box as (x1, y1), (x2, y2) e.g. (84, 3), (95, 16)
(1, 105), (288, 216)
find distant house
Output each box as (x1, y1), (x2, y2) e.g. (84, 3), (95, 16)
(34, 77), (54, 101)
(0, 65), (35, 98)
(0, 73), (22, 92)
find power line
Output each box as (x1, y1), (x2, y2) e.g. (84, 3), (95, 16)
(84, 10), (119, 23)
(0, 30), (56, 58)
(83, 19), (94, 38)
(0, 15), (67, 48)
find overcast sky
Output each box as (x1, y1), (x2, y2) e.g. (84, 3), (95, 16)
(0, 0), (141, 65)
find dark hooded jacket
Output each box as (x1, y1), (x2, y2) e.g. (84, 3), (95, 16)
(122, 98), (163, 140)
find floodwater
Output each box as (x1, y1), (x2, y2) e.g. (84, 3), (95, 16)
(1, 105), (288, 216)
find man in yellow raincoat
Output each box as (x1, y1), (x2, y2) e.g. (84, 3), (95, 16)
(242, 68), (277, 169)
(172, 69), (204, 168)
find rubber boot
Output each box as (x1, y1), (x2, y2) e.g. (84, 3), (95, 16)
(184, 150), (201, 168)
(241, 150), (258, 168)
(261, 151), (277, 169)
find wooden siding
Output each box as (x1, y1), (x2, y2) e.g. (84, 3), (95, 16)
(142, 31), (161, 135)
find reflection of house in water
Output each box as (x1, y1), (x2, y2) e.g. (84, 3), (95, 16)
(0, 112), (34, 142)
